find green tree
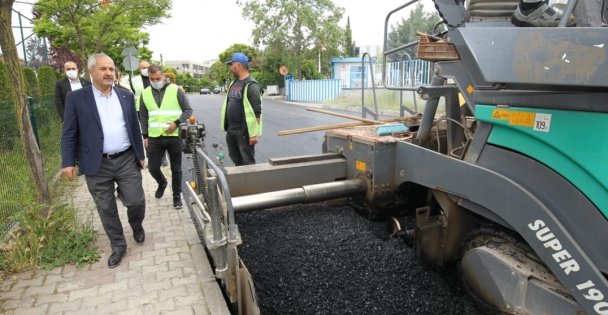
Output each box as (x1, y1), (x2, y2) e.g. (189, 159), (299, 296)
(0, 0), (51, 205)
(0, 61), (11, 105)
(343, 16), (355, 57)
(212, 44), (259, 87)
(33, 0), (172, 72)
(25, 36), (49, 70)
(239, 0), (344, 79)
(387, 3), (444, 61)
(37, 66), (56, 97)
(23, 67), (41, 97)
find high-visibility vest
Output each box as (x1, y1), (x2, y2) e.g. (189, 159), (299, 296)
(220, 81), (263, 137)
(142, 84), (181, 137)
(132, 75), (145, 111)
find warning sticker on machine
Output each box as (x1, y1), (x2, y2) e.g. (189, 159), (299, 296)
(533, 113), (552, 132)
(491, 109), (552, 132)
(508, 111), (535, 127)
(356, 160), (366, 172)
(492, 109), (510, 120)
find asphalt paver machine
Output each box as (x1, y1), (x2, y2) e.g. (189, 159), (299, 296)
(183, 0), (608, 313)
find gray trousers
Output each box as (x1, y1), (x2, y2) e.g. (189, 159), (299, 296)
(85, 149), (145, 252)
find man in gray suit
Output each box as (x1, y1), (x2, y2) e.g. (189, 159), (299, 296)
(61, 53), (146, 268)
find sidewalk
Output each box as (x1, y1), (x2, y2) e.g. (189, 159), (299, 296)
(0, 168), (231, 315)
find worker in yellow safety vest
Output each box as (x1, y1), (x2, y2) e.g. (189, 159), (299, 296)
(138, 64), (193, 209)
(130, 60), (150, 111)
(220, 52), (263, 166)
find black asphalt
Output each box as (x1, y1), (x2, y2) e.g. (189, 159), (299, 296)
(184, 93), (482, 314)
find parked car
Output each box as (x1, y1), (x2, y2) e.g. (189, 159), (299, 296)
(200, 88), (210, 95)
(213, 87), (221, 94)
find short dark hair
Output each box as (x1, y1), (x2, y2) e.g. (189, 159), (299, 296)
(148, 64), (163, 75)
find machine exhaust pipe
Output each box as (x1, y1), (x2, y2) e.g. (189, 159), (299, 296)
(232, 179), (367, 212)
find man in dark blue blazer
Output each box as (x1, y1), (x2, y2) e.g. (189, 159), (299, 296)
(61, 53), (146, 268)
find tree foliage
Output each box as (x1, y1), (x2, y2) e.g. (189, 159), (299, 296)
(37, 66), (57, 97)
(210, 44), (259, 87)
(239, 0), (344, 79)
(23, 67), (40, 97)
(0, 61), (11, 106)
(25, 36), (50, 70)
(386, 4), (444, 61)
(33, 0), (172, 72)
(343, 16), (355, 57)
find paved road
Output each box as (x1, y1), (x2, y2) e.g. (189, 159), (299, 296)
(186, 94), (361, 165)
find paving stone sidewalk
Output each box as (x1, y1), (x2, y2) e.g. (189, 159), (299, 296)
(0, 168), (230, 315)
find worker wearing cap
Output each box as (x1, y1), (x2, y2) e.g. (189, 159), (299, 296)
(220, 52), (263, 166)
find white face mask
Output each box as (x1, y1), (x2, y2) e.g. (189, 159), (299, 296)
(151, 80), (165, 90)
(140, 68), (149, 76)
(66, 70), (78, 80)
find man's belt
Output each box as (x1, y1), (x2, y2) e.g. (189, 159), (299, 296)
(102, 147), (131, 159)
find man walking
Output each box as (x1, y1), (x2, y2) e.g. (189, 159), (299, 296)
(139, 65), (193, 209)
(220, 52), (263, 166)
(54, 61), (91, 122)
(61, 53), (146, 268)
(130, 60), (150, 107)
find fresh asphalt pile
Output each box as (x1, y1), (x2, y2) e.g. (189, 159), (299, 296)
(236, 203), (483, 315)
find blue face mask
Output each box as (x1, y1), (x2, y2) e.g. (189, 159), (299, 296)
(151, 80), (165, 90)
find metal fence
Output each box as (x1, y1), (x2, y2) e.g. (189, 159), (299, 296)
(287, 79), (342, 102)
(384, 59), (434, 87)
(0, 96), (62, 234)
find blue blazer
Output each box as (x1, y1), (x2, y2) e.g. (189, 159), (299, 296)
(61, 85), (145, 176)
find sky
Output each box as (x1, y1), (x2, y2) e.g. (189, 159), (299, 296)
(8, 0), (430, 63)
(146, 0), (427, 63)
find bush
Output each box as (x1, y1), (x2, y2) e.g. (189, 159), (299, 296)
(251, 70), (283, 89)
(37, 66), (57, 97)
(0, 62), (15, 151)
(23, 67), (40, 98)
(0, 61), (12, 105)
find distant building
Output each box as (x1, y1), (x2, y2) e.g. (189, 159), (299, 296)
(331, 57), (380, 89)
(164, 60), (209, 78)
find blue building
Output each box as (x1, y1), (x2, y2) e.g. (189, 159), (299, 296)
(330, 57), (379, 89)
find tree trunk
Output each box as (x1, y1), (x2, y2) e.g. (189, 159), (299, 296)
(0, 0), (51, 209)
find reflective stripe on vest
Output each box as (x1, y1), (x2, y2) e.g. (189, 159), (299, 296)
(220, 81), (263, 136)
(142, 84), (181, 137)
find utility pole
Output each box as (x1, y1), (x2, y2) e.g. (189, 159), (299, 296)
(160, 53), (163, 66)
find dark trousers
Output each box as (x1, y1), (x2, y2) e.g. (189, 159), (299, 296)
(148, 136), (182, 197)
(226, 129), (255, 166)
(85, 149), (145, 252)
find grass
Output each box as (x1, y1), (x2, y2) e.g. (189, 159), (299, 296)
(0, 203), (99, 272)
(0, 97), (100, 274)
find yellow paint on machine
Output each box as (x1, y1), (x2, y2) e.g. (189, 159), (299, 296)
(356, 160), (366, 172)
(491, 109), (535, 127)
(508, 111), (535, 127)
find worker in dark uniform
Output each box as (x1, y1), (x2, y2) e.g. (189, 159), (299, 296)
(139, 65), (193, 209)
(220, 52), (263, 166)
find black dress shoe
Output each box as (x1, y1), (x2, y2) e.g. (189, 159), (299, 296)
(108, 251), (125, 268)
(133, 228), (145, 243)
(155, 181), (167, 199)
